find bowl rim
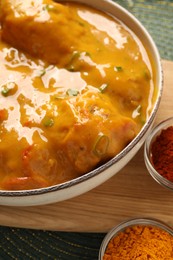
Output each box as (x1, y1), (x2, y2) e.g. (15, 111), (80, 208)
(0, 0), (163, 197)
(98, 217), (173, 260)
(144, 117), (173, 190)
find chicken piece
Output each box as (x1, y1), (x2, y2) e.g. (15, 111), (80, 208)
(59, 117), (137, 174)
(0, 0), (86, 66)
(49, 91), (139, 174)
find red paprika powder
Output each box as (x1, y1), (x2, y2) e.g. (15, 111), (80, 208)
(151, 126), (173, 182)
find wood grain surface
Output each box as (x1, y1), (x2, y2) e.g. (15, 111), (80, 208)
(0, 60), (172, 233)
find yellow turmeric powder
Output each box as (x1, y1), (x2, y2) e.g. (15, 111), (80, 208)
(103, 225), (173, 260)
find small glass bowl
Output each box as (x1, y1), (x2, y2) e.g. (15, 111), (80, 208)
(144, 117), (173, 190)
(98, 218), (173, 260)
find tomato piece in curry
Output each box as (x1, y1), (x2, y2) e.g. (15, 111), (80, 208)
(0, 0), (156, 190)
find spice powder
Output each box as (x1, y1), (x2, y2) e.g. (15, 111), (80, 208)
(103, 225), (173, 260)
(151, 126), (173, 182)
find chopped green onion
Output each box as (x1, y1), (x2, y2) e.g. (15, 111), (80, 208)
(141, 119), (146, 125)
(67, 66), (75, 72)
(85, 52), (91, 57)
(66, 89), (79, 97)
(70, 51), (80, 62)
(93, 134), (109, 157)
(115, 66), (123, 72)
(40, 69), (46, 77)
(78, 21), (85, 27)
(1, 82), (18, 97)
(43, 117), (54, 127)
(43, 4), (54, 11)
(54, 95), (65, 100)
(1, 86), (10, 97)
(99, 83), (108, 93)
(66, 51), (80, 72)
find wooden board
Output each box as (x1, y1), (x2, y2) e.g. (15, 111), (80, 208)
(0, 60), (173, 233)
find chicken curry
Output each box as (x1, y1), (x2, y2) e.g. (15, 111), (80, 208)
(0, 0), (156, 190)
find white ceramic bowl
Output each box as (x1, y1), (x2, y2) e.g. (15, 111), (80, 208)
(0, 0), (163, 206)
(99, 218), (173, 260)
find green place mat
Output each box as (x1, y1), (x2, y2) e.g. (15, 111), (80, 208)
(116, 0), (173, 60)
(0, 227), (104, 259)
(0, 1), (173, 259)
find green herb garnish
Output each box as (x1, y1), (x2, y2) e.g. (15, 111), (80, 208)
(1, 86), (10, 97)
(99, 83), (108, 93)
(78, 21), (85, 27)
(66, 51), (80, 72)
(67, 66), (75, 72)
(70, 51), (80, 63)
(115, 66), (123, 72)
(40, 69), (46, 77)
(85, 52), (91, 57)
(93, 134), (109, 157)
(43, 117), (54, 127)
(54, 95), (65, 100)
(66, 89), (79, 97)
(141, 119), (146, 125)
(43, 4), (54, 11)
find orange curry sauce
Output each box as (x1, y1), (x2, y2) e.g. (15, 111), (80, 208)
(0, 0), (155, 190)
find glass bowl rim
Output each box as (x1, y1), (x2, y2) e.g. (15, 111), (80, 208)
(98, 217), (173, 260)
(144, 117), (173, 190)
